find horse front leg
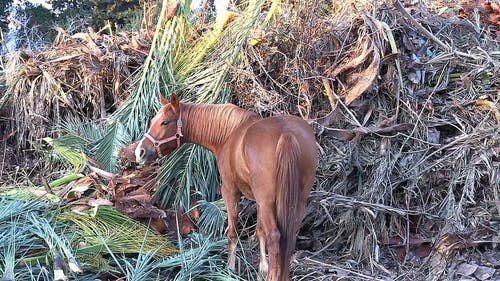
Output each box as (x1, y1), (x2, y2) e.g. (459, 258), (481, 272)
(221, 184), (240, 272)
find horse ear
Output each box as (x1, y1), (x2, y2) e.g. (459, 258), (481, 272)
(170, 93), (180, 113)
(159, 93), (168, 106)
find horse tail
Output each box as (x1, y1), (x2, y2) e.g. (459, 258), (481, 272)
(275, 133), (301, 281)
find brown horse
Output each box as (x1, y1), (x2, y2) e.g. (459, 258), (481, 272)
(135, 93), (318, 281)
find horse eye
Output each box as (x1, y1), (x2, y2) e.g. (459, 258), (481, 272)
(161, 120), (170, 126)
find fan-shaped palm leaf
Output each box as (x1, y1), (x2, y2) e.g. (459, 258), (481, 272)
(0, 227), (16, 281)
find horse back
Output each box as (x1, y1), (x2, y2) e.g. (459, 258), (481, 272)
(245, 115), (317, 169)
(219, 115), (317, 198)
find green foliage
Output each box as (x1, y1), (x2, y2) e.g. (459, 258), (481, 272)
(156, 233), (247, 281)
(58, 206), (177, 257)
(196, 199), (227, 238)
(156, 145), (220, 210)
(90, 120), (130, 172)
(0, 197), (254, 280)
(49, 0), (93, 22)
(44, 137), (86, 172)
(0, 0), (13, 32)
(49, 0), (142, 31)
(113, 1), (190, 137)
(0, 227), (16, 281)
(0, 198), (180, 280)
(51, 117), (129, 172)
(105, 247), (162, 281)
(24, 2), (56, 36)
(27, 213), (82, 272)
(90, 0), (142, 30)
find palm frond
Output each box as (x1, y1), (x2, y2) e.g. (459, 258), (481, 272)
(51, 116), (107, 170)
(90, 120), (130, 172)
(120, 248), (161, 281)
(0, 198), (48, 222)
(262, 0), (280, 28)
(114, 0), (193, 139)
(180, 0), (265, 104)
(200, 272), (248, 281)
(156, 145), (219, 210)
(156, 0), (265, 214)
(53, 116), (130, 172)
(27, 213), (82, 273)
(176, 12), (238, 79)
(0, 227), (16, 281)
(196, 199), (227, 238)
(44, 137), (86, 172)
(156, 144), (195, 208)
(58, 116), (106, 146)
(156, 233), (242, 281)
(57, 206), (177, 257)
(20, 263), (52, 281)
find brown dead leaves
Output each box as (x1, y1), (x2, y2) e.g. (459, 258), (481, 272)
(458, 0), (500, 40)
(111, 142), (197, 236)
(384, 228), (499, 280)
(326, 28), (380, 107)
(62, 142), (197, 237)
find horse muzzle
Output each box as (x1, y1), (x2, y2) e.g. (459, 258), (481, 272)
(135, 141), (158, 164)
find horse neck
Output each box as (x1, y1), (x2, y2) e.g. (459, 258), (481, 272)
(181, 103), (259, 153)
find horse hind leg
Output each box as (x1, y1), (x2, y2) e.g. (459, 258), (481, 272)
(256, 217), (268, 280)
(257, 205), (281, 281)
(221, 184), (240, 272)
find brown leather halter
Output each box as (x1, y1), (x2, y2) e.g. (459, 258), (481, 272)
(143, 111), (183, 157)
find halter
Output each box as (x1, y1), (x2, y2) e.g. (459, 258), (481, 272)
(143, 110), (183, 157)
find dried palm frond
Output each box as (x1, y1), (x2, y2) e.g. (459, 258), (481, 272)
(2, 26), (150, 149)
(230, 0), (499, 278)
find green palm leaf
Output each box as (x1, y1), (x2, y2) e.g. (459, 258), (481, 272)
(90, 120), (130, 172)
(58, 206), (177, 257)
(114, 1), (193, 139)
(0, 227), (16, 281)
(196, 199), (227, 238)
(156, 145), (219, 210)
(103, 237), (164, 281)
(155, 0), (265, 213)
(156, 233), (244, 281)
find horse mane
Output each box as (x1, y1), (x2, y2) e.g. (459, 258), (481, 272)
(182, 103), (260, 147)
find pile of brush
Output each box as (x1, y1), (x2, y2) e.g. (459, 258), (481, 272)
(0, 0), (498, 280)
(1, 25), (152, 148)
(231, 0), (499, 280)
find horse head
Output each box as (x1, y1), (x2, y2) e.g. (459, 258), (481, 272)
(135, 93), (183, 164)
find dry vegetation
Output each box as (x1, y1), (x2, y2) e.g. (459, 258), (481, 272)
(230, 0), (499, 280)
(1, 26), (151, 148)
(0, 0), (499, 280)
